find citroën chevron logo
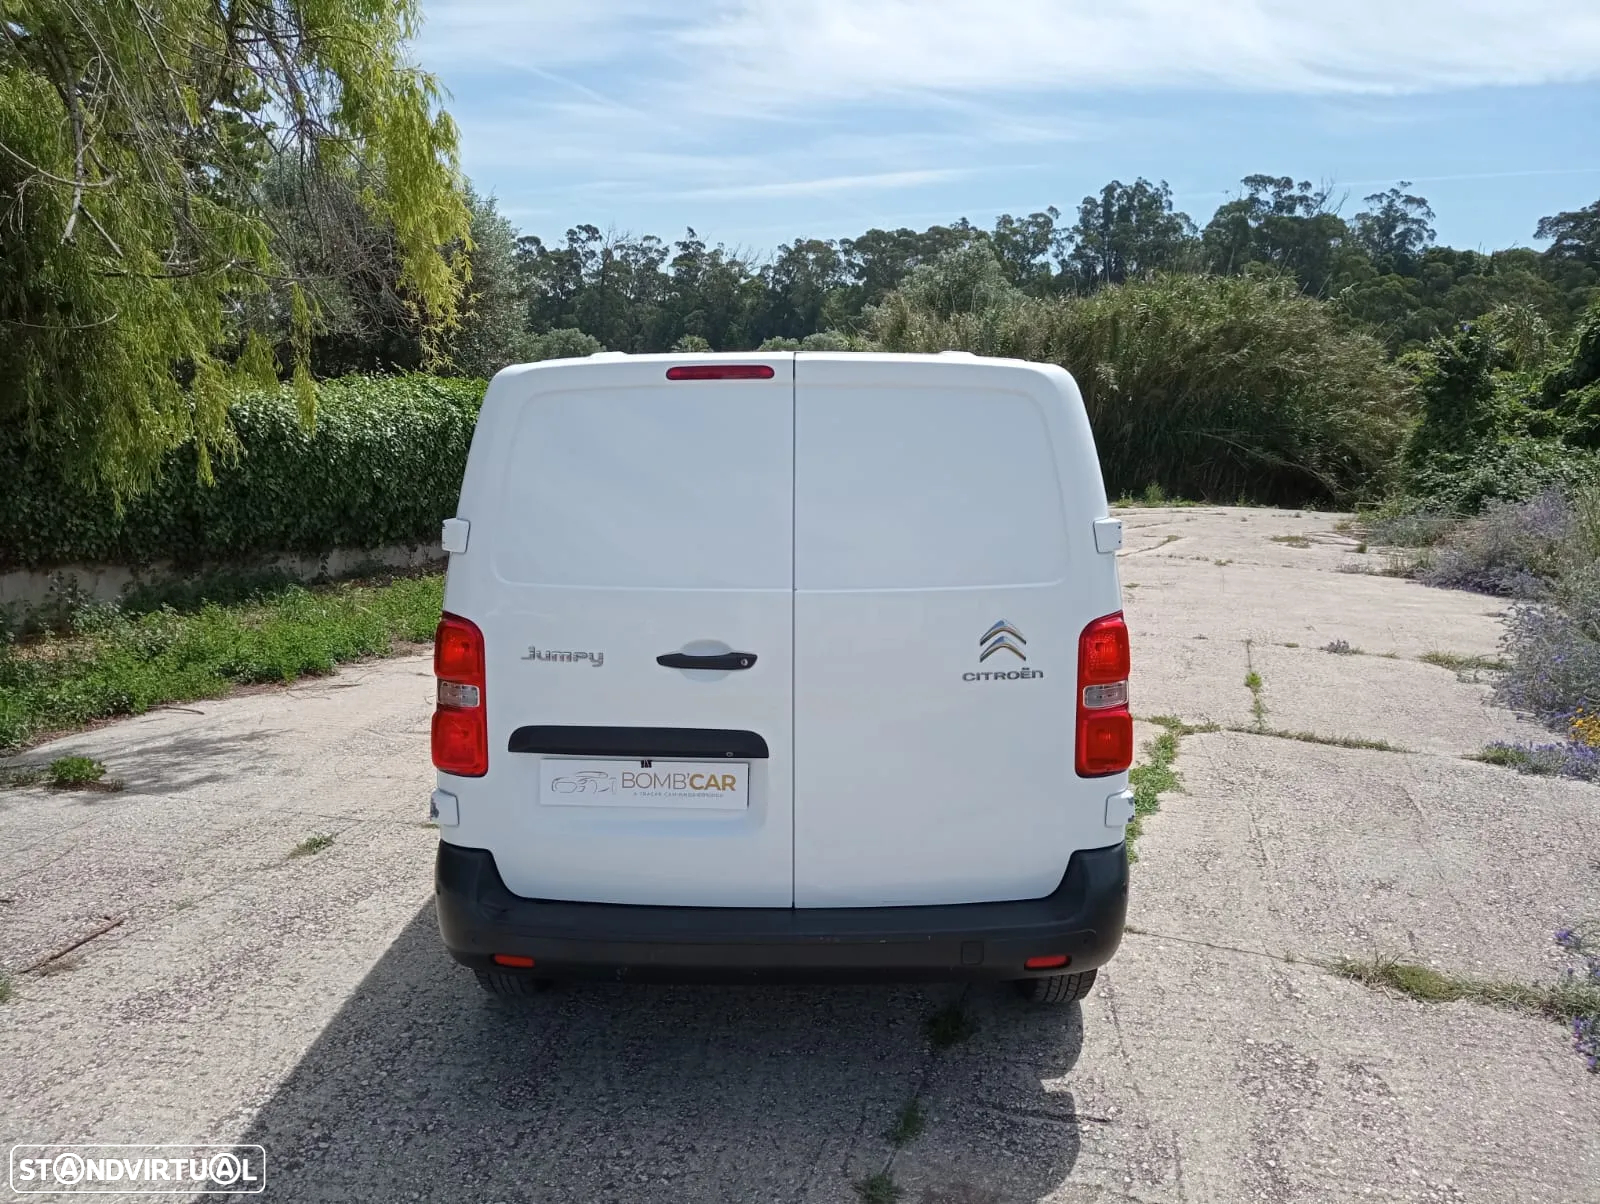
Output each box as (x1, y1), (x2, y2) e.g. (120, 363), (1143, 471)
(978, 620), (1027, 663)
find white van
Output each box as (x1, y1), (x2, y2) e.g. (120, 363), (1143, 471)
(430, 352), (1133, 1003)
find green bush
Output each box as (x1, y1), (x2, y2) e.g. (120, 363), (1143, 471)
(0, 375), (485, 570)
(871, 263), (1411, 504)
(1399, 302), (1600, 513)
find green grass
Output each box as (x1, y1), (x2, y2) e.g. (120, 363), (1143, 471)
(1471, 745), (1528, 768)
(1330, 953), (1600, 1025)
(47, 756), (105, 788)
(0, 972), (13, 1004)
(886, 1098), (926, 1147)
(853, 1172), (904, 1204)
(1419, 651), (1508, 673)
(1125, 715), (1217, 860)
(0, 574), (444, 752)
(1230, 727), (1409, 753)
(289, 832), (335, 858)
(1128, 730), (1179, 859)
(1466, 744), (1577, 777)
(924, 1001), (978, 1050)
(1143, 714), (1222, 737)
(1243, 653), (1267, 729)
(1270, 534), (1312, 549)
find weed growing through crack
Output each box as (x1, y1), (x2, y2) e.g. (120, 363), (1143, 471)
(1270, 534), (1312, 549)
(1123, 716), (1219, 860)
(1, 766), (44, 789)
(1243, 645), (1267, 730)
(853, 1172), (905, 1204)
(290, 832), (335, 858)
(1420, 651), (1507, 672)
(1128, 730), (1178, 860)
(1472, 742), (1600, 782)
(47, 756), (106, 788)
(1332, 948), (1600, 1071)
(886, 1098), (926, 1147)
(925, 1002), (978, 1050)
(1234, 728), (1407, 753)
(1322, 639), (1356, 655)
(0, 972), (13, 1004)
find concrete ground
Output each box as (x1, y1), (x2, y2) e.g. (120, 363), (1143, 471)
(2, 505), (1597, 1203)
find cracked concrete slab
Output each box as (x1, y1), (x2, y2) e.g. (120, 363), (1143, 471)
(1134, 730), (1600, 984)
(899, 937), (1599, 1203)
(2, 506), (1596, 1203)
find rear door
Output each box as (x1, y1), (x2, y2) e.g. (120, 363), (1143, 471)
(792, 354), (1115, 907)
(451, 355), (794, 906)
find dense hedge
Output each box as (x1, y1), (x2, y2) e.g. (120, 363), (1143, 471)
(0, 375), (485, 570)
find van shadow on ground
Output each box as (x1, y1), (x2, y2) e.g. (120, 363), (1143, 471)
(230, 902), (1085, 1203)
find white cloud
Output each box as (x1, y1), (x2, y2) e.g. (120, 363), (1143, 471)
(679, 0), (1600, 103)
(670, 168), (976, 200)
(422, 0), (1600, 106)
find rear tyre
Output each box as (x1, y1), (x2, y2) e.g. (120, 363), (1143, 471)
(474, 969), (554, 998)
(1013, 968), (1097, 1004)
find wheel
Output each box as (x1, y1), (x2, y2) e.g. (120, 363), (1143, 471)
(1013, 968), (1097, 1004)
(474, 969), (554, 997)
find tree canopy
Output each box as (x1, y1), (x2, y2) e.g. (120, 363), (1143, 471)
(438, 176), (1598, 372)
(0, 0), (471, 492)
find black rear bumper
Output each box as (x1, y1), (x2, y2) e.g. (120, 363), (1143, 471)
(435, 841), (1128, 984)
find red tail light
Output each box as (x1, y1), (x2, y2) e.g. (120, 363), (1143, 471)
(432, 612), (487, 777)
(1076, 612), (1132, 777)
(665, 364), (775, 380)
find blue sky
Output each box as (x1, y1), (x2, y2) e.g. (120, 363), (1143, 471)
(415, 1), (1600, 256)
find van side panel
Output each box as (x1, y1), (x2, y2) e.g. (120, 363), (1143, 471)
(792, 355), (1123, 908)
(441, 355), (796, 907)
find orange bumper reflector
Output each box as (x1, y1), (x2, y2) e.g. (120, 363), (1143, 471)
(492, 954), (535, 968)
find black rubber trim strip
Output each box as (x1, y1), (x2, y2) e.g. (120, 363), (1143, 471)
(507, 725), (769, 759)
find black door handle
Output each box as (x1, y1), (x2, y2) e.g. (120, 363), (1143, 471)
(656, 652), (758, 671)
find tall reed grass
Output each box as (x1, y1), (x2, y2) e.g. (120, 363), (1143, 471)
(871, 263), (1412, 504)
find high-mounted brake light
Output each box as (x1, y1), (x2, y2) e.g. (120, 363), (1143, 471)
(432, 612), (487, 777)
(665, 364), (776, 381)
(1076, 612), (1133, 777)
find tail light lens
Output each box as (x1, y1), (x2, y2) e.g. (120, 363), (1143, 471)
(1076, 612), (1132, 777)
(432, 612), (487, 777)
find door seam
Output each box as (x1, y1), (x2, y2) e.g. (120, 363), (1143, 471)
(790, 355), (798, 909)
